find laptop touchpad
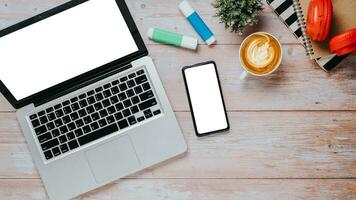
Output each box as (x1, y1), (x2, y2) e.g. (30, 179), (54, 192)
(85, 135), (140, 183)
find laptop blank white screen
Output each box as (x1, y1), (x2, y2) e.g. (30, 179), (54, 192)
(0, 0), (138, 100)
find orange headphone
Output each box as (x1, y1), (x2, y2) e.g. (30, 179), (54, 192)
(306, 0), (355, 56)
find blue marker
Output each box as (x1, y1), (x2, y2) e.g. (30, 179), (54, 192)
(179, 0), (216, 45)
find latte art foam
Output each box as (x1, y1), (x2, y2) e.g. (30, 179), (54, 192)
(240, 33), (281, 75)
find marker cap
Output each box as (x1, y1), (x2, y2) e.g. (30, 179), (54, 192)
(179, 1), (194, 17)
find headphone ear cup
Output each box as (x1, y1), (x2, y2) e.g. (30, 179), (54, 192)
(306, 0), (333, 41)
(330, 28), (356, 56)
(319, 0), (332, 40)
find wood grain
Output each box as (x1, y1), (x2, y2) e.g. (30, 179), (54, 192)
(0, 179), (355, 200)
(1, 112), (355, 179)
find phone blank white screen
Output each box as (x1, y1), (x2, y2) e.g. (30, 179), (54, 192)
(0, 0), (138, 100)
(184, 63), (228, 134)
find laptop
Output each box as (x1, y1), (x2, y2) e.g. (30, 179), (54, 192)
(0, 0), (187, 199)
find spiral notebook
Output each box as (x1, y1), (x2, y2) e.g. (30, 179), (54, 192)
(266, 0), (347, 72)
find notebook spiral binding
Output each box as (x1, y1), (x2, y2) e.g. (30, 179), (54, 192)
(292, 0), (314, 56)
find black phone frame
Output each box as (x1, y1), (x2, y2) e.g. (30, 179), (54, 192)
(182, 61), (230, 137)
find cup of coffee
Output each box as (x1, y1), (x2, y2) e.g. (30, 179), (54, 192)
(239, 32), (282, 80)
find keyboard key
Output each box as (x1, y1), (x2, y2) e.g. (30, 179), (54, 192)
(95, 93), (104, 101)
(35, 125), (47, 135)
(107, 106), (116, 114)
(59, 126), (69, 134)
(95, 86), (103, 93)
(63, 106), (72, 114)
(41, 138), (59, 151)
(127, 80), (135, 88)
(68, 140), (79, 150)
(47, 112), (56, 121)
(103, 90), (112, 98)
(122, 109), (131, 117)
(71, 103), (80, 111)
(60, 143), (69, 153)
(153, 110), (161, 115)
(86, 105), (95, 114)
(74, 129), (84, 137)
(79, 94), (86, 99)
(128, 116), (137, 125)
(126, 89), (135, 97)
(52, 129), (60, 137)
(123, 99), (132, 108)
(83, 125), (91, 134)
(115, 102), (124, 111)
(54, 104), (62, 110)
(110, 96), (119, 104)
(119, 83), (128, 91)
(120, 76), (128, 82)
(90, 122), (99, 130)
(91, 112), (100, 121)
(75, 119), (84, 128)
(111, 80), (119, 85)
(79, 99), (88, 108)
(54, 119), (63, 127)
(106, 115), (115, 124)
(70, 112), (79, 121)
(128, 73), (136, 79)
(70, 97), (78, 103)
(118, 93), (127, 101)
(102, 99), (111, 107)
(78, 123), (118, 146)
(114, 112), (123, 120)
(67, 122), (76, 131)
(140, 90), (154, 101)
(142, 82), (151, 91)
(134, 86), (143, 94)
(111, 86), (120, 95)
(78, 109), (87, 117)
(137, 116), (145, 122)
(62, 100), (70, 106)
(131, 96), (140, 104)
(130, 106), (139, 114)
(44, 150), (53, 160)
(38, 111), (46, 116)
(139, 98), (157, 111)
(99, 109), (108, 118)
(137, 69), (144, 75)
(87, 96), (96, 104)
(39, 116), (48, 124)
(59, 135), (67, 143)
(104, 83), (111, 89)
(98, 119), (107, 127)
(118, 119), (129, 129)
(46, 122), (55, 131)
(135, 75), (148, 85)
(46, 107), (54, 113)
(38, 132), (52, 143)
(55, 109), (64, 118)
(144, 109), (153, 119)
(67, 132), (75, 140)
(94, 102), (103, 110)
(87, 90), (95, 96)
(62, 115), (71, 124)
(83, 116), (92, 124)
(31, 119), (40, 128)
(30, 114), (37, 120)
(52, 147), (61, 156)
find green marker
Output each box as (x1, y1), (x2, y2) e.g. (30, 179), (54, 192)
(147, 28), (198, 50)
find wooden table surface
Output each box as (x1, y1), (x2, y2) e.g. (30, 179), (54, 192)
(0, 0), (355, 199)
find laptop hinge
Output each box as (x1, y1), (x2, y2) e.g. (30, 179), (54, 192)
(33, 64), (133, 107)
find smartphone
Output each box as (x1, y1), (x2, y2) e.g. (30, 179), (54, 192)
(182, 61), (229, 137)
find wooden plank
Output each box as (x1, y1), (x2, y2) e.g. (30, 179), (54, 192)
(0, 112), (355, 179)
(0, 45), (355, 112)
(0, 179), (354, 200)
(0, 0), (299, 44)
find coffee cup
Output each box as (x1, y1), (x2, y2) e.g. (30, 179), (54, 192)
(239, 32), (283, 80)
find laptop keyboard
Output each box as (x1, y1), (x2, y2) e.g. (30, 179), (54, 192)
(28, 68), (162, 161)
